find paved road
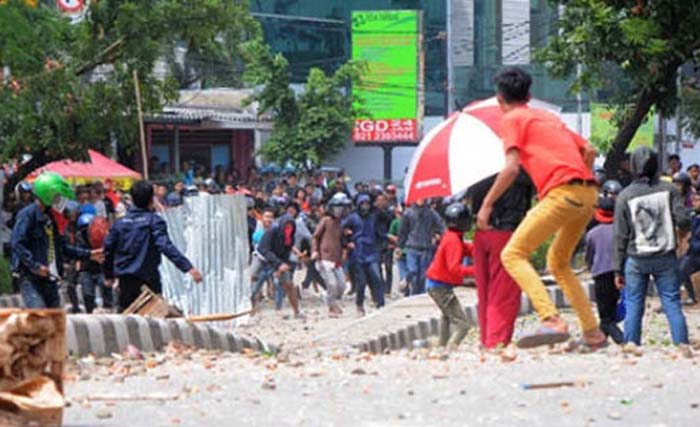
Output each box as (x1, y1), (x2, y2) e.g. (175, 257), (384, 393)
(65, 304), (700, 427)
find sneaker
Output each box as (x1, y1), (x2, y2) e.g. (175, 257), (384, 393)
(622, 342), (643, 357)
(356, 306), (365, 318)
(678, 344), (693, 359)
(294, 311), (307, 320)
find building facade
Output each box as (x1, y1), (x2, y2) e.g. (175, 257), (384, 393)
(250, 0), (583, 183)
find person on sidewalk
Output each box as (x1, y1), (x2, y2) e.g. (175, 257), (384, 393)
(311, 193), (352, 317)
(344, 194), (386, 316)
(469, 169), (533, 349)
(398, 198), (445, 296)
(585, 180), (624, 344)
(103, 180), (202, 312)
(476, 66), (607, 350)
(12, 172), (104, 309)
(258, 206), (304, 318)
(425, 203), (475, 350)
(614, 147), (692, 355)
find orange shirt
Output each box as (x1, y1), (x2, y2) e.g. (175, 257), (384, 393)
(500, 106), (593, 198)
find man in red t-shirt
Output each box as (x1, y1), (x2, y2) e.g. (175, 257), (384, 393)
(476, 67), (606, 350)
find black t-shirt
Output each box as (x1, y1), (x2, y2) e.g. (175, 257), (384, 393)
(469, 169), (534, 231)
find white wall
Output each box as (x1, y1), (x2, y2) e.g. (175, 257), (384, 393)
(330, 116), (445, 186)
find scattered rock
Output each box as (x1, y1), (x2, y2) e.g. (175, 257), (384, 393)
(608, 411), (622, 421)
(262, 379), (276, 390)
(95, 409), (113, 420)
(156, 374), (171, 381)
(691, 403), (699, 409)
(351, 368), (367, 376)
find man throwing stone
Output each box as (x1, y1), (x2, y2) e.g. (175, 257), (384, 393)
(476, 66), (607, 349)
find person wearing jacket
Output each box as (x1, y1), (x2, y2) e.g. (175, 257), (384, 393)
(103, 180), (202, 312)
(678, 192), (700, 304)
(76, 212), (113, 313)
(614, 147), (691, 355)
(258, 210), (303, 318)
(469, 169), (533, 349)
(312, 193), (351, 317)
(585, 180), (624, 344)
(398, 198), (445, 296)
(11, 172), (103, 308)
(425, 203), (475, 350)
(344, 194), (386, 315)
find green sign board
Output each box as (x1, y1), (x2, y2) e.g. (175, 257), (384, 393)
(351, 10), (422, 143)
(590, 103), (655, 151)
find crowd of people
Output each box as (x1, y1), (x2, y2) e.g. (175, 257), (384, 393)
(1, 66), (697, 358)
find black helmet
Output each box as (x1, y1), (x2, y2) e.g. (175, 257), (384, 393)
(597, 195), (615, 213)
(444, 202), (472, 232)
(673, 172), (692, 186)
(601, 180), (623, 197)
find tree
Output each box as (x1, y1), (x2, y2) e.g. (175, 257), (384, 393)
(0, 0), (260, 184)
(241, 40), (366, 171)
(536, 0), (700, 176)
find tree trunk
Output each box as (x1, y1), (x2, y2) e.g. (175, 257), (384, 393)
(603, 88), (658, 178)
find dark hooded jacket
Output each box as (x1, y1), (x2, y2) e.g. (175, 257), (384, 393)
(258, 214), (297, 269)
(613, 147), (690, 273)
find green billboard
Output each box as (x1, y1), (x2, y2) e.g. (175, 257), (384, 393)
(351, 10), (423, 143)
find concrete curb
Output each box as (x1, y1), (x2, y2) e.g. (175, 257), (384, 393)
(0, 294), (23, 308)
(65, 314), (274, 357)
(0, 296), (273, 356)
(356, 282), (596, 353)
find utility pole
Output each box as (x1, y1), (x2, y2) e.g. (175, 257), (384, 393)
(675, 66), (683, 157)
(133, 70), (149, 180)
(446, 0), (454, 116)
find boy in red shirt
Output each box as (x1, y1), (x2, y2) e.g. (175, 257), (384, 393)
(425, 203), (474, 350)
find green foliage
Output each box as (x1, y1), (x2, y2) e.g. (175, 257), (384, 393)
(242, 40), (366, 171)
(0, 257), (12, 295)
(530, 237), (553, 273)
(536, 0), (700, 172)
(0, 0), (260, 180)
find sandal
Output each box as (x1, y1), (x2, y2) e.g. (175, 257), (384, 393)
(516, 326), (570, 349)
(566, 338), (609, 354)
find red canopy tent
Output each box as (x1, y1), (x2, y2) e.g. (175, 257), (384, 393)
(28, 150), (141, 190)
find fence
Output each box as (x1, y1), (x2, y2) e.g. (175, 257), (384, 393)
(160, 195), (251, 326)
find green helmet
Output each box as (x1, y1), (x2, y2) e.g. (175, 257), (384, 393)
(32, 172), (75, 207)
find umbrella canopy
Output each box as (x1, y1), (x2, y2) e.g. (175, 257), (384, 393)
(29, 150), (142, 190)
(403, 97), (561, 205)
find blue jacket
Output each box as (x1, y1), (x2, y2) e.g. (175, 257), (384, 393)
(689, 210), (700, 255)
(11, 202), (90, 277)
(258, 215), (296, 269)
(103, 208), (193, 284)
(343, 210), (383, 264)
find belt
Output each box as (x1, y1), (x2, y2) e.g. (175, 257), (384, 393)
(567, 179), (598, 187)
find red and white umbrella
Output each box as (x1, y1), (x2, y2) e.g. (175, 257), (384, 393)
(403, 97), (561, 205)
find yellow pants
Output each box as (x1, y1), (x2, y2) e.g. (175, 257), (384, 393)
(500, 184), (598, 332)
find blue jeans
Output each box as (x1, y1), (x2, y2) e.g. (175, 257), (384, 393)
(624, 255), (689, 345)
(406, 249), (433, 295)
(679, 254), (700, 301)
(397, 255), (408, 282)
(251, 264), (275, 302)
(20, 275), (60, 309)
(352, 262), (385, 308)
(79, 271), (111, 313)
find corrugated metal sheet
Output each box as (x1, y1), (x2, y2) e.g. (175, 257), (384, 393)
(160, 195), (251, 327)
